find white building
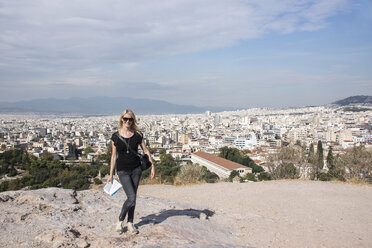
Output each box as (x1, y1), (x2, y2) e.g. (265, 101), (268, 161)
(191, 151), (252, 179)
(234, 132), (257, 150)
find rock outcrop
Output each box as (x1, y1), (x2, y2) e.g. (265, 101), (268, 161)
(0, 187), (246, 248)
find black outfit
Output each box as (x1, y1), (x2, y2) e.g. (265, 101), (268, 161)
(111, 131), (143, 171)
(111, 131), (143, 222)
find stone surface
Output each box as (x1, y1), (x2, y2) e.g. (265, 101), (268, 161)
(0, 187), (245, 248)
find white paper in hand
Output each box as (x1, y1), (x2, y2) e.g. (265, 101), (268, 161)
(104, 179), (123, 196)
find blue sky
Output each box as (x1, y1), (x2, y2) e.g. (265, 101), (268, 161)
(0, 0), (371, 108)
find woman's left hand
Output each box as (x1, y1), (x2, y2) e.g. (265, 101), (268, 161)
(151, 165), (155, 179)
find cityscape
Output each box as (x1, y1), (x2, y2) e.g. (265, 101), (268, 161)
(1, 105), (371, 177)
(1, 1), (372, 247)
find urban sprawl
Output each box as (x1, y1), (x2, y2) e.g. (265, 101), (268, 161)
(1, 106), (371, 177)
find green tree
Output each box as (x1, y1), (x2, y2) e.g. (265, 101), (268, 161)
(327, 146), (335, 172)
(0, 148), (111, 192)
(317, 141), (324, 169)
(258, 172), (271, 181)
(219, 146), (263, 173)
(21, 151), (31, 170)
(228, 170), (240, 182)
(155, 154), (180, 184)
(312, 140), (324, 180)
(219, 146), (241, 162)
(40, 151), (54, 161)
(0, 149), (26, 175)
(308, 143), (315, 163)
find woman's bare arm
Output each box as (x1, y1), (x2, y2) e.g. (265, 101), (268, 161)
(107, 141), (117, 183)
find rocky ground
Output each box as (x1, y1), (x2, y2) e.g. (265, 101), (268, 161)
(0, 180), (371, 248)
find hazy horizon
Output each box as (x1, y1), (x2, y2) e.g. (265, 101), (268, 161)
(2, 95), (368, 111)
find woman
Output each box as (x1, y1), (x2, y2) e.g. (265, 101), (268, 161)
(107, 109), (155, 234)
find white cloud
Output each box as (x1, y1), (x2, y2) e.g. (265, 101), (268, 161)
(0, 0), (351, 71)
(1, 0), (362, 106)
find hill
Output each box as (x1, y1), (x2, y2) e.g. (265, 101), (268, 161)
(332, 95), (372, 106)
(0, 96), (234, 115)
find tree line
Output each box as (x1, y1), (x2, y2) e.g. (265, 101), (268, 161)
(0, 149), (110, 192)
(265, 141), (372, 182)
(1, 142), (370, 192)
(218, 146), (270, 182)
(0, 148), (220, 192)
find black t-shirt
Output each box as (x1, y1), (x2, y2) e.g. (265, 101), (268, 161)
(111, 131), (143, 171)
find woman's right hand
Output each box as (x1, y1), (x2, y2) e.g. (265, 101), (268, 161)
(107, 175), (113, 184)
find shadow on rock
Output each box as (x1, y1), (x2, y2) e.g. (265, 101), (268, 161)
(137, 208), (214, 227)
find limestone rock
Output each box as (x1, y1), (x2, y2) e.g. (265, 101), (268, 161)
(0, 187), (244, 248)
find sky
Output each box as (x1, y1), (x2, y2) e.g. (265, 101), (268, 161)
(1, 0), (371, 108)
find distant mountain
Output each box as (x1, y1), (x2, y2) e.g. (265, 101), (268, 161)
(0, 96), (233, 115)
(331, 95), (372, 106)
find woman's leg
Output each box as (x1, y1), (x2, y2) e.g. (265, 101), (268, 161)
(127, 166), (142, 223)
(117, 170), (137, 222)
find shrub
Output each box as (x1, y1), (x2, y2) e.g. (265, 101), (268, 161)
(7, 169), (17, 177)
(0, 181), (9, 192)
(7, 179), (24, 191)
(201, 166), (219, 183)
(30, 184), (43, 190)
(21, 176), (34, 186)
(272, 163), (299, 179)
(69, 178), (90, 190)
(42, 177), (60, 187)
(156, 154), (181, 184)
(100, 165), (110, 177)
(334, 146), (371, 181)
(93, 178), (103, 185)
(81, 164), (99, 177)
(258, 172), (272, 181)
(175, 164), (205, 185)
(251, 164), (265, 173)
(319, 172), (332, 181)
(33, 168), (50, 184)
(61, 174), (90, 190)
(243, 173), (256, 182)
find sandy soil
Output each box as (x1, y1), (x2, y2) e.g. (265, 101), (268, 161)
(138, 180), (372, 248)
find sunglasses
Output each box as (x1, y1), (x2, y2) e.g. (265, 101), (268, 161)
(123, 117), (134, 122)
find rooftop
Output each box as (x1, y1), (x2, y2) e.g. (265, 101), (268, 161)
(193, 151), (246, 170)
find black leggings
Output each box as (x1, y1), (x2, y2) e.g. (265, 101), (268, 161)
(117, 166), (142, 222)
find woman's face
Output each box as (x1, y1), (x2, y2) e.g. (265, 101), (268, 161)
(122, 113), (134, 128)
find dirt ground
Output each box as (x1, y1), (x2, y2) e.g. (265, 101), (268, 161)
(138, 180), (372, 248)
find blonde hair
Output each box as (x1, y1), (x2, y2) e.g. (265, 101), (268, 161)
(119, 109), (139, 133)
